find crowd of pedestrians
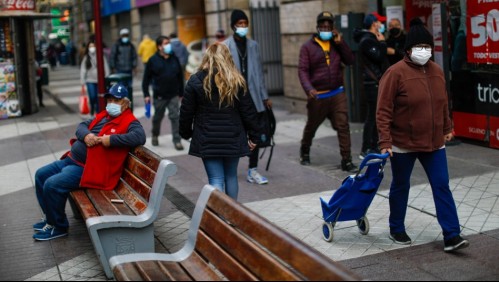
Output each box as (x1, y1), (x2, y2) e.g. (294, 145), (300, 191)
(33, 9), (470, 253)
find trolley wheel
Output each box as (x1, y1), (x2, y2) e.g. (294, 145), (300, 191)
(322, 222), (334, 242)
(357, 217), (370, 235)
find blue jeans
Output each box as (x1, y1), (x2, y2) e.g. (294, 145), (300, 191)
(389, 149), (461, 241)
(86, 82), (99, 115)
(202, 158), (240, 200)
(35, 157), (84, 230)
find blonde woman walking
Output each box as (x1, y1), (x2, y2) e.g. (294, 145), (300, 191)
(179, 43), (262, 200)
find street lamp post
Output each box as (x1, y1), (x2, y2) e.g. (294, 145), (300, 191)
(92, 0), (106, 111)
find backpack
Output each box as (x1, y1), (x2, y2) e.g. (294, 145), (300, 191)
(258, 107), (276, 171)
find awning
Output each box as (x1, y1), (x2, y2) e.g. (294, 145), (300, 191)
(0, 10), (59, 19)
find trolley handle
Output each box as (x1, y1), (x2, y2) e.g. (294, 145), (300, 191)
(356, 153), (390, 177)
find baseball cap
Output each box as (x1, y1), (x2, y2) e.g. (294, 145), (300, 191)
(105, 83), (128, 99)
(364, 12), (387, 28)
(317, 11), (334, 24)
(119, 28), (130, 36)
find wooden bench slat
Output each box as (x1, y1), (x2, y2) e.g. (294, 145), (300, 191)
(137, 260), (179, 281)
(196, 230), (258, 281)
(179, 251), (224, 281)
(113, 262), (145, 281)
(125, 156), (156, 187)
(131, 146), (161, 172)
(114, 181), (148, 215)
(121, 169), (152, 202)
(206, 190), (359, 281)
(86, 189), (135, 216)
(69, 190), (99, 220)
(200, 208), (300, 281)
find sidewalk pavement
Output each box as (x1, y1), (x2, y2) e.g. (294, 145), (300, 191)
(1, 65), (498, 281)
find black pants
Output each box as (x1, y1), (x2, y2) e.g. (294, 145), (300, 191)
(361, 84), (379, 152)
(36, 79), (43, 106)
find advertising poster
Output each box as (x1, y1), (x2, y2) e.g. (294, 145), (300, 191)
(101, 0), (131, 17)
(0, 62), (21, 119)
(452, 72), (499, 147)
(467, 0), (499, 64)
(405, 0), (441, 27)
(386, 6), (404, 29)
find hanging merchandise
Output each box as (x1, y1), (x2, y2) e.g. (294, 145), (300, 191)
(0, 19), (20, 119)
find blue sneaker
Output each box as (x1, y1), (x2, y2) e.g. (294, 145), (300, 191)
(33, 219), (47, 231)
(247, 168), (269, 185)
(33, 224), (68, 241)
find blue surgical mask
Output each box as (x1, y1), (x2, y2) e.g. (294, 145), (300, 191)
(378, 24), (386, 34)
(319, 31), (333, 41)
(121, 37), (129, 44)
(163, 44), (172, 54)
(235, 27), (249, 38)
(106, 103), (122, 117)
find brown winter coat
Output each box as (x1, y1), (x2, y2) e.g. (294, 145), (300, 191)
(377, 56), (452, 152)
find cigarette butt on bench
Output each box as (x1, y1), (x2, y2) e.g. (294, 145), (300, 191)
(111, 199), (125, 204)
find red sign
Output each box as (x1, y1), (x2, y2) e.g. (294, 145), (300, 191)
(490, 116), (499, 149)
(405, 0), (441, 29)
(1, 0), (36, 11)
(453, 112), (488, 141)
(467, 0), (499, 64)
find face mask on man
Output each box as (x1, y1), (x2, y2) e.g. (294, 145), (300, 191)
(88, 47), (96, 54)
(378, 23), (386, 34)
(410, 47), (432, 65)
(163, 43), (172, 55)
(319, 31), (333, 41)
(235, 27), (249, 38)
(106, 103), (122, 117)
(389, 28), (401, 37)
(121, 37), (129, 44)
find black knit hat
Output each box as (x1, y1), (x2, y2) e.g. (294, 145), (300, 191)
(231, 9), (249, 28)
(404, 18), (434, 51)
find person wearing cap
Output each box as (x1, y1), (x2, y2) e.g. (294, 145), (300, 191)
(32, 83), (146, 241)
(223, 9), (271, 185)
(298, 11), (357, 172)
(354, 12), (390, 160)
(110, 28), (138, 97)
(377, 18), (469, 252)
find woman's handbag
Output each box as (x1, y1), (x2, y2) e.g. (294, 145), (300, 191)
(79, 85), (90, 115)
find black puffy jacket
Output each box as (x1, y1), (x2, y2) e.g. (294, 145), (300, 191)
(353, 29), (390, 83)
(179, 71), (262, 158)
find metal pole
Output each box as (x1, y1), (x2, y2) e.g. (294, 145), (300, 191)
(93, 0), (106, 111)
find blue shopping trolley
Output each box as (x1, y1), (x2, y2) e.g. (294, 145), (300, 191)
(320, 153), (390, 242)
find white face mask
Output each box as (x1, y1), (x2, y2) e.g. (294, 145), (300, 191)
(88, 47), (96, 54)
(410, 47), (432, 65)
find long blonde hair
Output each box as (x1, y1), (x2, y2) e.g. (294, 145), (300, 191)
(199, 43), (247, 107)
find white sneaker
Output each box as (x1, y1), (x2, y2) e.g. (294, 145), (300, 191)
(247, 168), (269, 185)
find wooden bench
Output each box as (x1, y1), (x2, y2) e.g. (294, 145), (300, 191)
(68, 146), (177, 279)
(109, 185), (361, 281)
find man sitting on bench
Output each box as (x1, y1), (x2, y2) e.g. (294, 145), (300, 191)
(33, 83), (146, 241)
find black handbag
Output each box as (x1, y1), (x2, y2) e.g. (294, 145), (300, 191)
(258, 107), (276, 171)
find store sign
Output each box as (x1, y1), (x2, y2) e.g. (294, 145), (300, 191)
(405, 0), (440, 28)
(0, 0), (35, 10)
(467, 0), (499, 64)
(101, 0), (131, 17)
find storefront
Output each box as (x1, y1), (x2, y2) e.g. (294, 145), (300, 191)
(451, 0), (499, 149)
(137, 0), (162, 39)
(0, 1), (55, 119)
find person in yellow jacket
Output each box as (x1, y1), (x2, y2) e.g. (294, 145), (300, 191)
(137, 34), (157, 64)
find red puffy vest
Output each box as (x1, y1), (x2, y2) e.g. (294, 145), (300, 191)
(79, 109), (137, 190)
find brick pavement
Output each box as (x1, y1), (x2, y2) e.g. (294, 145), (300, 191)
(1, 65), (498, 281)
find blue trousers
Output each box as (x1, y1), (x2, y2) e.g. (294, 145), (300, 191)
(202, 158), (240, 200)
(86, 82), (99, 115)
(389, 149), (461, 241)
(35, 157), (84, 230)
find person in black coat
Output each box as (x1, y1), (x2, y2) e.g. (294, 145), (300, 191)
(180, 43), (262, 200)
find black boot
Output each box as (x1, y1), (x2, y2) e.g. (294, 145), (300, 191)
(300, 146), (310, 166)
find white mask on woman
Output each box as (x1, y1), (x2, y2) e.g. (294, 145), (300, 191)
(88, 47), (96, 54)
(410, 47), (432, 65)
